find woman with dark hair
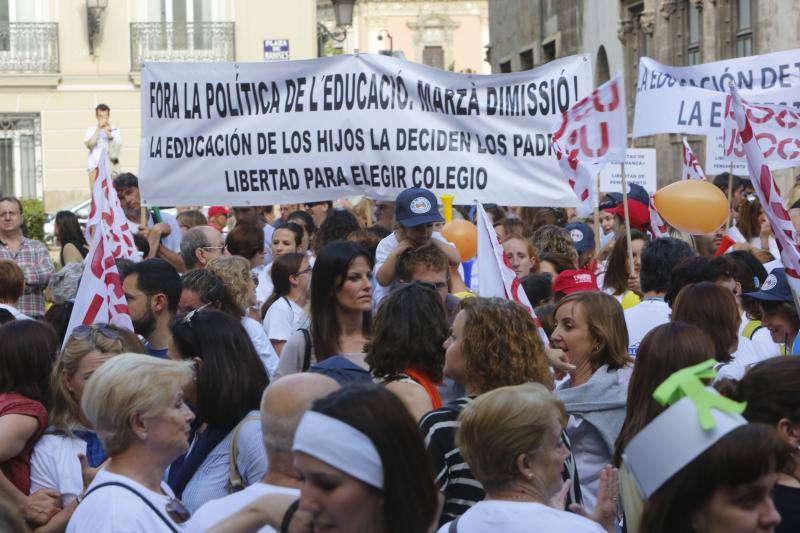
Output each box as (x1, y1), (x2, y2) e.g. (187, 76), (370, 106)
(735, 196), (779, 256)
(177, 268), (235, 320)
(367, 282), (449, 420)
(521, 273), (554, 308)
(672, 282), (763, 380)
(168, 310), (269, 512)
(256, 222), (304, 305)
(285, 210), (316, 255)
(225, 224), (266, 271)
(719, 357), (800, 533)
(291, 385), (439, 533)
(54, 211), (88, 266)
(538, 252), (575, 276)
(275, 241), (373, 378)
(0, 321), (59, 526)
(261, 253), (310, 355)
(612, 322), (716, 533)
(602, 230), (647, 310)
(551, 291), (630, 511)
(312, 209), (360, 255)
(636, 422), (784, 533)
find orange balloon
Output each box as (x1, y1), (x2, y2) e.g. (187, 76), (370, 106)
(653, 180), (729, 234)
(442, 219), (477, 261)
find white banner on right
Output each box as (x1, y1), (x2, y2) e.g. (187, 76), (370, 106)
(632, 49), (800, 139)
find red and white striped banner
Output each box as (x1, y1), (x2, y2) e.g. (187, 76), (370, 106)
(723, 94), (800, 169)
(729, 87), (800, 299)
(86, 153), (138, 261)
(551, 73), (627, 215)
(476, 202), (536, 318)
(63, 151), (134, 345)
(681, 137), (706, 181)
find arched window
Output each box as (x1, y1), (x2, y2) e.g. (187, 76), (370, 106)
(595, 45), (610, 85)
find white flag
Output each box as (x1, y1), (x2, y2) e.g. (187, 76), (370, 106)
(476, 202), (535, 317)
(722, 94), (800, 169)
(552, 73), (627, 215)
(86, 152), (139, 261)
(648, 194), (669, 239)
(681, 137), (707, 181)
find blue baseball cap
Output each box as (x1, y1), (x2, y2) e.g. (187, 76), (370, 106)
(565, 222), (595, 254)
(394, 188), (444, 228)
(743, 268), (793, 303)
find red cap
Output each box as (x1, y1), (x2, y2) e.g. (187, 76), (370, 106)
(208, 206), (230, 218)
(606, 199), (650, 232)
(552, 269), (600, 295)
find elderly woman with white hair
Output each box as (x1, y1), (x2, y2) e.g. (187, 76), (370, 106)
(66, 354), (195, 532)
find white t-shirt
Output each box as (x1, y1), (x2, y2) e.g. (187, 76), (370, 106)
(715, 336), (769, 381)
(262, 225), (275, 265)
(242, 316), (280, 378)
(263, 297), (309, 342)
(437, 500), (604, 533)
(67, 469), (182, 532)
(84, 125), (121, 171)
(624, 298), (671, 357)
(739, 314), (781, 360)
(147, 211), (183, 253)
(186, 482), (299, 532)
(30, 433), (86, 505)
(256, 263), (274, 306)
(373, 231), (453, 310)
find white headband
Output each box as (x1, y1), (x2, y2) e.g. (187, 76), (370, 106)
(293, 411), (384, 489)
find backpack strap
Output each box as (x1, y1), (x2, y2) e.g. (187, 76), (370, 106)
(227, 414), (261, 494)
(300, 328), (312, 371)
(81, 481), (179, 532)
(742, 319), (764, 340)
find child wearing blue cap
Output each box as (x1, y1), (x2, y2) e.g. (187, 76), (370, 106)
(373, 188), (461, 309)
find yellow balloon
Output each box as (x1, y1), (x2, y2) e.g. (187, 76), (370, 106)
(442, 219), (477, 261)
(653, 180), (729, 234)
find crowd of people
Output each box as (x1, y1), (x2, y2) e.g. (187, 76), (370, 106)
(0, 169), (799, 532)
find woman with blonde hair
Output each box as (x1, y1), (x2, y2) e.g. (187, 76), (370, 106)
(67, 354), (196, 532)
(30, 325), (144, 532)
(551, 291), (630, 512)
(421, 298), (586, 527)
(207, 255), (277, 375)
(442, 383), (610, 532)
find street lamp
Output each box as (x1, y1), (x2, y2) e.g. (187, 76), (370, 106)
(377, 30), (393, 53)
(317, 0), (357, 57)
(86, 0), (108, 55)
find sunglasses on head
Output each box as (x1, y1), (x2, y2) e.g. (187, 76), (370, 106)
(181, 302), (211, 324)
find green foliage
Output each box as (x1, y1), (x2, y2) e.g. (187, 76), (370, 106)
(21, 198), (46, 242)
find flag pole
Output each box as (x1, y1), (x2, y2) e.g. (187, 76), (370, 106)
(593, 173), (601, 257)
(726, 161), (734, 230)
(621, 163), (635, 276)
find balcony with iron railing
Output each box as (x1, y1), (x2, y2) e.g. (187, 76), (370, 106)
(130, 21), (235, 72)
(0, 23), (59, 73)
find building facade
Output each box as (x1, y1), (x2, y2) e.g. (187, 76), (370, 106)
(488, 0), (800, 189)
(0, 0), (316, 211)
(317, 0), (490, 74)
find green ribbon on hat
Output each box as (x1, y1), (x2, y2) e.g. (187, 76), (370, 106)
(652, 359), (746, 430)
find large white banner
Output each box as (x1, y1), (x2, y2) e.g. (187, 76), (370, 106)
(139, 53), (593, 207)
(633, 49), (800, 139)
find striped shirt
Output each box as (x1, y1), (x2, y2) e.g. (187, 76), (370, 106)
(0, 237), (53, 318)
(420, 396), (582, 527)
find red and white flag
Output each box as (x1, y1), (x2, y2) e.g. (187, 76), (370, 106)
(86, 152), (138, 261)
(729, 87), (800, 301)
(681, 137), (706, 181)
(723, 94), (800, 169)
(63, 151), (134, 345)
(551, 73), (627, 216)
(476, 202), (536, 318)
(648, 194), (669, 238)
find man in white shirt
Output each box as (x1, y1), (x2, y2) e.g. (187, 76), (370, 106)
(84, 103), (121, 175)
(113, 173), (185, 272)
(187, 373), (340, 532)
(624, 238), (695, 357)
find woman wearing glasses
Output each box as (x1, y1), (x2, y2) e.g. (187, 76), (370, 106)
(66, 354), (196, 532)
(167, 310), (269, 514)
(30, 324), (144, 532)
(260, 253), (311, 356)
